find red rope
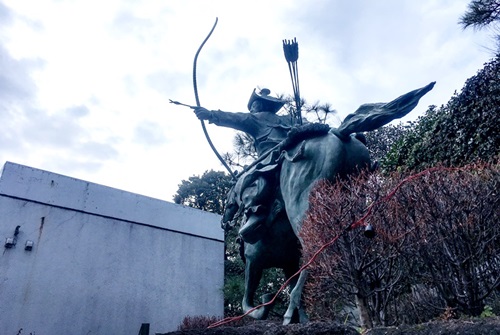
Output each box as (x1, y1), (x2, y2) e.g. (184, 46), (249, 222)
(208, 166), (461, 329)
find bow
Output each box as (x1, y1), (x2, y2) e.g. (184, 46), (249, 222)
(193, 17), (237, 180)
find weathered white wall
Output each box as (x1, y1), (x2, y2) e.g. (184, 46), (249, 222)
(0, 162), (224, 334)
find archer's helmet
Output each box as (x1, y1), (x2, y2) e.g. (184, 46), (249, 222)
(247, 88), (285, 113)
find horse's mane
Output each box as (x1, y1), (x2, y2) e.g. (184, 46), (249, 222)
(282, 123), (331, 150)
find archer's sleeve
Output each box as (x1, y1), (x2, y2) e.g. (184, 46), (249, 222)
(208, 110), (260, 135)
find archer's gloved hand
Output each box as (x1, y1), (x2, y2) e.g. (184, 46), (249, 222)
(194, 107), (213, 121)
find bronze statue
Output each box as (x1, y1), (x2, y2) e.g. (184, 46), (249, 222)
(193, 83), (435, 324)
(175, 14), (436, 325)
(195, 89), (297, 242)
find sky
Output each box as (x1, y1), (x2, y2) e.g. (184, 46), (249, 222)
(0, 0), (495, 202)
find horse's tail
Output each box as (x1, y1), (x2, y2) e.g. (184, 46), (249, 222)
(336, 81), (435, 136)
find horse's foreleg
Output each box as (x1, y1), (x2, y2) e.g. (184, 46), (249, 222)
(283, 269), (309, 325)
(242, 260), (273, 319)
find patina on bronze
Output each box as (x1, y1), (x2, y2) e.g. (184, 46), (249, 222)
(173, 20), (435, 325)
(193, 81), (435, 324)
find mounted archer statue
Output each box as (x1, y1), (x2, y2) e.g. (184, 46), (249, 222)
(193, 79), (435, 244)
(171, 18), (435, 325)
(193, 81), (435, 324)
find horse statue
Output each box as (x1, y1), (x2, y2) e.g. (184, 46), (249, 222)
(199, 81), (435, 324)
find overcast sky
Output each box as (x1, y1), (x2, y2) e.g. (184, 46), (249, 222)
(0, 0), (495, 201)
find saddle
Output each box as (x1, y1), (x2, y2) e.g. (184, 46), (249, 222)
(222, 123), (332, 230)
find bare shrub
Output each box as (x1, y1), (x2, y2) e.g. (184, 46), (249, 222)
(301, 171), (416, 328)
(177, 315), (222, 331)
(406, 163), (500, 316)
(301, 162), (499, 328)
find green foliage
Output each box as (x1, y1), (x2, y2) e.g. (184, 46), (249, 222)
(173, 169), (233, 214)
(364, 123), (411, 164)
(481, 305), (496, 318)
(224, 132), (258, 169)
(460, 0), (500, 29)
(223, 257), (246, 317)
(460, 0), (500, 50)
(258, 268), (290, 319)
(383, 55), (500, 172)
(304, 100), (339, 125)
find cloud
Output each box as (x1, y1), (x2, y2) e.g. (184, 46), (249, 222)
(110, 9), (154, 41)
(77, 141), (119, 160)
(0, 38), (118, 174)
(0, 2), (13, 28)
(133, 120), (167, 146)
(47, 157), (105, 175)
(0, 39), (45, 159)
(0, 0), (494, 201)
(146, 70), (186, 95)
(66, 105), (90, 118)
(20, 107), (85, 146)
(0, 44), (41, 105)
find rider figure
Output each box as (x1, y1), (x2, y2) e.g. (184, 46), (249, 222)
(194, 88), (293, 242)
(194, 88), (290, 155)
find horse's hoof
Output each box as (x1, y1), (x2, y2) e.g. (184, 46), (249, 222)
(283, 313), (308, 325)
(283, 308), (301, 325)
(283, 308), (294, 325)
(299, 311), (309, 323)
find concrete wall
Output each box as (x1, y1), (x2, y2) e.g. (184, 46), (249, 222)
(0, 162), (224, 334)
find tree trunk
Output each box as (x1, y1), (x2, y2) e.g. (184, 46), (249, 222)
(355, 294), (373, 328)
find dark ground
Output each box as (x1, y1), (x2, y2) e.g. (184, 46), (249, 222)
(162, 316), (500, 335)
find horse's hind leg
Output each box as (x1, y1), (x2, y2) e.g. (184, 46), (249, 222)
(281, 264), (307, 324)
(242, 259), (273, 319)
(283, 269), (309, 325)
